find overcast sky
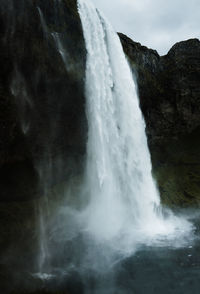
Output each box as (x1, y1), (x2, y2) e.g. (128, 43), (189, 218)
(92, 0), (200, 55)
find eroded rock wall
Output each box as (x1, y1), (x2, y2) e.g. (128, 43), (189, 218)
(119, 33), (200, 206)
(0, 0), (86, 201)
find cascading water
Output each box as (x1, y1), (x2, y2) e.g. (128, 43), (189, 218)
(29, 0), (194, 282)
(77, 0), (193, 252)
(1, 1), (198, 292)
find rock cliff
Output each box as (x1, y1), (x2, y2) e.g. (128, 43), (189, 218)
(0, 1), (86, 290)
(0, 0), (86, 201)
(119, 33), (200, 206)
(0, 1), (200, 205)
(0, 1), (200, 291)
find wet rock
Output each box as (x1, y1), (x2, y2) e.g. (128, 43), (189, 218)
(0, 0), (86, 201)
(0, 1), (199, 206)
(119, 33), (200, 206)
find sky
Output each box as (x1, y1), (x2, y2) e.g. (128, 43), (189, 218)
(92, 0), (200, 55)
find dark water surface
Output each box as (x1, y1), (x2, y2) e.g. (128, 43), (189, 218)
(1, 212), (200, 294)
(33, 240), (200, 294)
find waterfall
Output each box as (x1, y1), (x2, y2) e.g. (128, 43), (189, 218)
(77, 0), (192, 252)
(31, 0), (193, 279)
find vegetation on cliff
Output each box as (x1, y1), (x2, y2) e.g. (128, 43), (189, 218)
(119, 33), (200, 207)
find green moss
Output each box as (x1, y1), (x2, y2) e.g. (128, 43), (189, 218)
(152, 127), (200, 207)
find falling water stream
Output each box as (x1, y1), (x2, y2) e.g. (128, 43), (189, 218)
(2, 1), (199, 293)
(30, 1), (196, 290)
(77, 0), (193, 252)
(35, 0), (195, 279)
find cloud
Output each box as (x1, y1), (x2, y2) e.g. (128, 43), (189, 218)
(92, 0), (200, 55)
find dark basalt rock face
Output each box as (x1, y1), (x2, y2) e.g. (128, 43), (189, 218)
(0, 1), (87, 291)
(0, 1), (200, 207)
(0, 0), (199, 291)
(119, 33), (200, 206)
(119, 33), (200, 143)
(0, 0), (86, 201)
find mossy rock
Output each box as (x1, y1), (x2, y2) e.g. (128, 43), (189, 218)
(152, 127), (200, 207)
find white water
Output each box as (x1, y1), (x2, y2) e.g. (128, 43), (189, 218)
(32, 1), (194, 279)
(77, 0), (193, 253)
